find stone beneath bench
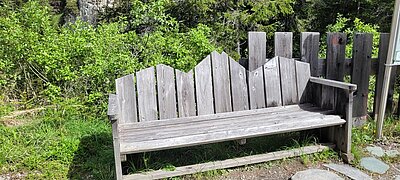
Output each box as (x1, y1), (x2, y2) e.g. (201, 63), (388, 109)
(291, 169), (343, 180)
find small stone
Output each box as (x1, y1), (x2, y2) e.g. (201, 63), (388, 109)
(291, 169), (343, 180)
(360, 157), (390, 174)
(323, 163), (372, 180)
(385, 150), (400, 157)
(395, 175), (400, 180)
(365, 146), (385, 157)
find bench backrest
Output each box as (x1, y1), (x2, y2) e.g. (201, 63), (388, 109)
(115, 51), (311, 124)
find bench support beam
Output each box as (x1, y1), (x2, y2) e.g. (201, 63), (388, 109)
(123, 144), (334, 180)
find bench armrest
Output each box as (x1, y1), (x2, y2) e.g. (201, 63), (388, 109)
(309, 77), (357, 91)
(108, 94), (119, 122)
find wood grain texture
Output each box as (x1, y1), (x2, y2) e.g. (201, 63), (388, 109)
(279, 57), (298, 105)
(264, 57), (282, 107)
(296, 61), (311, 103)
(212, 52), (232, 113)
(176, 70), (196, 118)
(108, 94), (119, 121)
(248, 32), (267, 71)
(136, 67), (158, 121)
(229, 57), (249, 111)
(195, 55), (215, 115)
(275, 32), (293, 58)
(309, 77), (357, 91)
(156, 64), (177, 120)
(248, 66), (266, 109)
(123, 144), (333, 180)
(322, 33), (347, 110)
(116, 74), (138, 124)
(300, 32), (320, 76)
(351, 33), (373, 118)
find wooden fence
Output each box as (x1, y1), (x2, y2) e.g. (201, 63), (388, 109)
(248, 32), (398, 125)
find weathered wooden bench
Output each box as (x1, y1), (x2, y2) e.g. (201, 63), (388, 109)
(108, 52), (357, 180)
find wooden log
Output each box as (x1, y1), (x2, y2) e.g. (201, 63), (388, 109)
(264, 57), (282, 107)
(248, 32), (267, 71)
(279, 57), (298, 105)
(248, 66), (266, 109)
(156, 65), (177, 120)
(351, 33), (373, 123)
(195, 55), (215, 115)
(212, 52), (233, 113)
(275, 32), (293, 58)
(230, 57), (249, 111)
(176, 70), (196, 118)
(116, 74), (138, 124)
(137, 67), (158, 121)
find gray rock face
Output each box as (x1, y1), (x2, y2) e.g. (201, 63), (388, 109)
(386, 149), (400, 157)
(291, 169), (343, 180)
(360, 157), (389, 174)
(365, 146), (385, 157)
(323, 163), (372, 180)
(79, 0), (116, 24)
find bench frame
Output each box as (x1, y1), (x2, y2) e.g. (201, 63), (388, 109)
(108, 55), (357, 180)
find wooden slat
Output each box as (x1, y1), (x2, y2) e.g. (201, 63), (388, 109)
(176, 70), (196, 118)
(301, 32), (320, 76)
(229, 57), (249, 111)
(116, 74), (138, 123)
(108, 94), (119, 121)
(212, 52), (232, 113)
(248, 66), (266, 109)
(121, 109), (333, 142)
(322, 33), (346, 110)
(279, 57), (298, 105)
(195, 55), (214, 115)
(309, 77), (357, 91)
(264, 57), (282, 107)
(248, 32), (267, 71)
(275, 32), (293, 58)
(119, 104), (315, 131)
(351, 33), (373, 119)
(296, 61), (311, 103)
(137, 67), (158, 121)
(123, 144), (334, 180)
(120, 116), (344, 154)
(156, 64), (177, 120)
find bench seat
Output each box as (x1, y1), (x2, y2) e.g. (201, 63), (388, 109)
(118, 104), (345, 154)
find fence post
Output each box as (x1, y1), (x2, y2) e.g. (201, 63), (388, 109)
(275, 32), (293, 58)
(248, 32), (266, 71)
(351, 33), (373, 126)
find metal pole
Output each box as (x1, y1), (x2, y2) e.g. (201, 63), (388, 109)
(376, 0), (400, 139)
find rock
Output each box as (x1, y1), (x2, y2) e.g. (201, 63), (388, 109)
(291, 169), (343, 180)
(360, 157), (389, 174)
(323, 163), (372, 180)
(365, 146), (385, 157)
(395, 175), (400, 180)
(385, 149), (400, 157)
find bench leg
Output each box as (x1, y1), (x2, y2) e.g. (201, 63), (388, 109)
(334, 90), (354, 163)
(112, 121), (123, 180)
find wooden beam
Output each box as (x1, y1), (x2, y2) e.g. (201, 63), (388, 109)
(309, 77), (357, 91)
(123, 144), (335, 180)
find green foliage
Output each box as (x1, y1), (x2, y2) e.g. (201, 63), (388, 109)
(320, 14), (380, 58)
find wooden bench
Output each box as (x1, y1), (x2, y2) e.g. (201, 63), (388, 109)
(108, 52), (357, 180)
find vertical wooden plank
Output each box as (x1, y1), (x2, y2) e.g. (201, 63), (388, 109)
(300, 32), (320, 76)
(230, 57), (249, 111)
(195, 55), (215, 115)
(136, 67), (158, 121)
(322, 33), (346, 110)
(176, 70), (196, 118)
(116, 74), (138, 124)
(301, 32), (321, 107)
(351, 33), (373, 120)
(264, 57), (282, 107)
(248, 66), (266, 109)
(279, 57), (298, 105)
(212, 52), (233, 113)
(296, 61), (311, 103)
(374, 33), (397, 119)
(248, 32), (267, 71)
(275, 32), (293, 58)
(156, 64), (177, 120)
